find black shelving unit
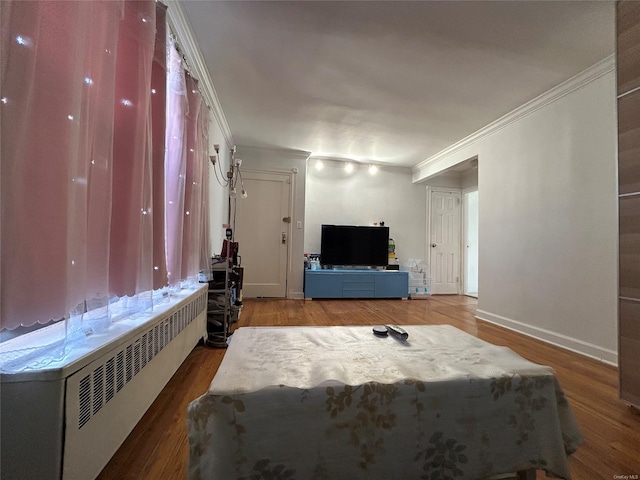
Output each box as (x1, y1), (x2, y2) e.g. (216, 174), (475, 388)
(205, 258), (242, 348)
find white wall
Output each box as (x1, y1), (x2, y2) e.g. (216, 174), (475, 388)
(413, 64), (618, 364)
(422, 171), (463, 190)
(462, 168), (478, 191)
(420, 167), (478, 191)
(306, 160), (426, 266)
(207, 124), (232, 257)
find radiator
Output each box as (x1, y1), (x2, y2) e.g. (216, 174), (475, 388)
(0, 285), (208, 480)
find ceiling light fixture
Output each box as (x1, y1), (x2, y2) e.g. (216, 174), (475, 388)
(315, 160), (324, 171)
(344, 162), (354, 173)
(368, 164), (378, 175)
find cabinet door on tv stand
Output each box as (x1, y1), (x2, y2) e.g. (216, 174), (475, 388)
(305, 272), (343, 298)
(375, 273), (409, 298)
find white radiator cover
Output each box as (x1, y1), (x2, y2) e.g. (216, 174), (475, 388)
(0, 285), (208, 480)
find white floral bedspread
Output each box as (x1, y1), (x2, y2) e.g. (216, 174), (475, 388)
(188, 325), (583, 479)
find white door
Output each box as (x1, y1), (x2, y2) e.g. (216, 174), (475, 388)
(235, 170), (291, 298)
(430, 190), (461, 294)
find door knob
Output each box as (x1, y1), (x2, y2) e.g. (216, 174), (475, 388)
(431, 243), (437, 248)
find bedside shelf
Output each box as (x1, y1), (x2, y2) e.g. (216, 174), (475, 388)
(205, 260), (243, 347)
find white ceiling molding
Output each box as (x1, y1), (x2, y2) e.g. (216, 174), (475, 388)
(166, 0), (234, 148)
(237, 145), (312, 163)
(412, 54), (616, 179)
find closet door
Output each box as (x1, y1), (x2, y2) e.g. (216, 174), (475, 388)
(617, 0), (640, 408)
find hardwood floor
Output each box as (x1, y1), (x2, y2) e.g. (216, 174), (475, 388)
(98, 296), (640, 479)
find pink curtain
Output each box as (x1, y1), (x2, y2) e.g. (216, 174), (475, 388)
(1, 0), (211, 350)
(1, 0), (123, 332)
(109, 0), (156, 312)
(152, 3), (169, 291)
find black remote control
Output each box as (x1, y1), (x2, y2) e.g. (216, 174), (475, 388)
(385, 325), (408, 341)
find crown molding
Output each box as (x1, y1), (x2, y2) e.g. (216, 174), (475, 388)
(166, 0), (234, 148)
(237, 145), (312, 162)
(412, 54), (616, 175)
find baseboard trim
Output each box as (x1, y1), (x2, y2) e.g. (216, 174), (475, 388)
(475, 309), (617, 366)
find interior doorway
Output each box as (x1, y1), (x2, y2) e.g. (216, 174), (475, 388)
(463, 189), (478, 297)
(429, 188), (461, 295)
(424, 156), (478, 297)
(234, 170), (292, 298)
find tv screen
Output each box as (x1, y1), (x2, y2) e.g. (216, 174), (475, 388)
(320, 225), (389, 267)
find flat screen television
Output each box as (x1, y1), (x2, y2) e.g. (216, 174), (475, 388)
(320, 224), (389, 267)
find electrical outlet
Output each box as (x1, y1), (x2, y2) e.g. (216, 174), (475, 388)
(296, 221), (302, 229)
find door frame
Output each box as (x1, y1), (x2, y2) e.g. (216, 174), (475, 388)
(239, 168), (294, 298)
(425, 186), (463, 295)
(462, 187), (479, 298)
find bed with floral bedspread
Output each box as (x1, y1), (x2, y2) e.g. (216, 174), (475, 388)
(188, 325), (583, 480)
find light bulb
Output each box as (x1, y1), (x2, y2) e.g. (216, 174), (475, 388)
(241, 189), (248, 199)
(368, 164), (378, 175)
(230, 187), (237, 198)
(345, 162), (354, 173)
(315, 160), (324, 171)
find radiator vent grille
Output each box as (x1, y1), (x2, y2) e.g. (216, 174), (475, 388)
(125, 345), (133, 384)
(134, 340), (141, 376)
(76, 292), (206, 429)
(141, 334), (147, 369)
(93, 365), (104, 414)
(116, 351), (124, 393)
(147, 328), (153, 363)
(79, 375), (92, 428)
(105, 358), (115, 403)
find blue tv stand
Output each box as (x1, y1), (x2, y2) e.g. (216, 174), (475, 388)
(304, 269), (409, 299)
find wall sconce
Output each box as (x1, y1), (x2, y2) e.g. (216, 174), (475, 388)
(209, 145), (248, 241)
(228, 147), (247, 204)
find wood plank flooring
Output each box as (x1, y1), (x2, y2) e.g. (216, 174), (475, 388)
(98, 296), (640, 480)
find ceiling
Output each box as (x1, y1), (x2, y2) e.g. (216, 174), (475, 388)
(178, 1), (615, 168)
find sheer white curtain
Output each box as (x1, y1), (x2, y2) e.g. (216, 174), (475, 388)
(165, 39), (188, 289)
(0, 1), (215, 371)
(181, 75), (211, 283)
(198, 98), (212, 274)
(165, 46), (211, 288)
